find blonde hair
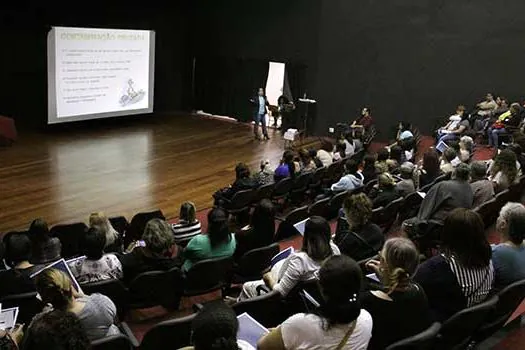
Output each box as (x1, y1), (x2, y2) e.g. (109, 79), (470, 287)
(35, 269), (74, 310)
(381, 238), (419, 294)
(89, 212), (118, 247)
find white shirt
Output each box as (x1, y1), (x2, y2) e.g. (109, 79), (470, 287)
(317, 150), (333, 167)
(281, 310), (373, 350)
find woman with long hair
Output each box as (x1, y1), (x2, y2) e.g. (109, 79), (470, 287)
(414, 208), (494, 321)
(234, 199), (276, 259)
(317, 139), (334, 167)
(28, 218), (61, 264)
(363, 238), (431, 349)
(418, 149), (441, 188)
(183, 208), (236, 272)
(171, 201), (202, 246)
(239, 216), (340, 300)
(298, 149), (316, 172)
(88, 212), (120, 250)
(34, 268), (119, 341)
(489, 149), (518, 192)
(275, 150), (300, 182)
(258, 255), (372, 349)
(362, 153), (378, 184)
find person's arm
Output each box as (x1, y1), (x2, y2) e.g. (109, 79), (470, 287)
(451, 125), (467, 134)
(331, 176), (349, 192)
(257, 327), (286, 350)
(267, 254), (304, 296)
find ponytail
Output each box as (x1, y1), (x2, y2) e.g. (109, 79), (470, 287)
(385, 267), (411, 295)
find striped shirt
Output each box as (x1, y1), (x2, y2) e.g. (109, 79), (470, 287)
(172, 220), (202, 245)
(445, 254), (494, 307)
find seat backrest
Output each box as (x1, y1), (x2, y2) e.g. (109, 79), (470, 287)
(232, 290), (286, 328)
(229, 188), (256, 210)
(81, 278), (129, 318)
(92, 334), (134, 350)
(310, 167), (327, 184)
(436, 296), (498, 349)
(50, 222), (88, 259)
(139, 313), (196, 350)
(292, 172), (312, 191)
(0, 292), (44, 325)
(256, 183), (275, 201)
(308, 197), (330, 218)
(273, 178), (294, 197)
(492, 279), (525, 325)
(370, 207), (385, 227)
(398, 192), (423, 221)
(108, 216), (129, 235)
(385, 322), (441, 350)
(129, 267), (182, 309)
(125, 210), (165, 246)
(285, 206), (309, 224)
(236, 243), (280, 280)
(284, 279), (323, 315)
(365, 179), (378, 193)
(495, 189), (512, 205)
(184, 256), (234, 296)
(328, 190), (349, 212)
(474, 198), (499, 228)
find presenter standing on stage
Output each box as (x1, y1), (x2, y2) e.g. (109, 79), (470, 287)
(251, 88), (270, 141)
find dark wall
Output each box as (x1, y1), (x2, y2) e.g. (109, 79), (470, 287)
(315, 0), (525, 138)
(0, 3), (190, 128)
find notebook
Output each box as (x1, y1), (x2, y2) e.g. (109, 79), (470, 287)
(293, 218), (309, 235)
(237, 312), (269, 349)
(31, 258), (83, 294)
(0, 307), (19, 330)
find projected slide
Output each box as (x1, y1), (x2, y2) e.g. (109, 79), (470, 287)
(47, 27), (155, 124)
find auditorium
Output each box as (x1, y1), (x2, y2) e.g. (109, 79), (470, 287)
(2, 1), (525, 349)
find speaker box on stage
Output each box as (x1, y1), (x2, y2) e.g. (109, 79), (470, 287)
(0, 116), (17, 146)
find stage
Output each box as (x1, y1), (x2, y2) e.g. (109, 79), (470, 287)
(0, 114), (319, 233)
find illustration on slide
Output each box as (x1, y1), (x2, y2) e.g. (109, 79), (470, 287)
(119, 79), (146, 106)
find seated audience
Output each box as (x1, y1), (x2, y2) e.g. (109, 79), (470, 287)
(396, 162), (416, 196)
(413, 163), (473, 223)
(331, 159), (364, 192)
(333, 140), (347, 161)
(119, 218), (180, 283)
(0, 325), (23, 350)
(414, 209), (494, 321)
(298, 149), (316, 173)
(341, 132), (355, 157)
(387, 145), (403, 173)
(258, 255), (373, 350)
(180, 302), (241, 350)
(183, 208), (236, 272)
(309, 149), (324, 168)
(493, 96), (509, 118)
(418, 149), (442, 188)
(362, 153), (378, 184)
(28, 218), (61, 264)
(436, 105), (469, 144)
(508, 143), (525, 172)
(440, 147), (457, 174)
(22, 310), (90, 350)
(369, 173), (400, 209)
(335, 193), (384, 261)
(363, 238), (431, 349)
(235, 199), (275, 259)
(69, 227), (123, 284)
(470, 161), (495, 207)
(458, 135), (473, 162)
(374, 148), (390, 174)
(317, 139), (334, 167)
(253, 159), (275, 186)
(488, 102), (522, 148)
(492, 203), (525, 289)
(352, 130), (364, 153)
(171, 201), (202, 246)
(34, 268), (120, 341)
(0, 234), (37, 298)
(88, 212), (119, 250)
(215, 163), (257, 202)
(274, 150), (299, 182)
(239, 216), (340, 300)
(476, 92), (498, 119)
(489, 149), (519, 192)
(397, 121), (413, 141)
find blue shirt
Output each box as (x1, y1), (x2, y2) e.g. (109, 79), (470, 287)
(492, 243), (525, 288)
(258, 96), (265, 115)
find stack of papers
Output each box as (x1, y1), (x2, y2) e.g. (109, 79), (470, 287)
(237, 313), (269, 349)
(31, 258), (83, 294)
(0, 304), (19, 330)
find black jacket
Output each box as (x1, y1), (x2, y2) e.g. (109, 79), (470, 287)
(250, 95), (269, 114)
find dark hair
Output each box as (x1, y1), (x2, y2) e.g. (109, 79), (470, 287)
(82, 227), (106, 260)
(344, 159), (359, 175)
(282, 150), (296, 179)
(443, 148), (457, 162)
(442, 208), (491, 268)
(470, 161), (488, 181)
(453, 163), (470, 181)
(363, 154), (376, 170)
(29, 218), (50, 241)
(302, 216), (333, 261)
(299, 149), (312, 165)
(400, 121), (411, 132)
(235, 163), (250, 180)
(21, 310), (90, 350)
(508, 209), (525, 245)
(5, 233), (32, 265)
(423, 150), (440, 176)
(318, 255), (362, 329)
(180, 201), (197, 223)
(335, 142), (346, 158)
(377, 148), (390, 162)
(320, 139), (334, 152)
(389, 145), (403, 164)
(491, 149), (518, 185)
(251, 199), (276, 245)
(208, 208), (231, 248)
(191, 302), (239, 350)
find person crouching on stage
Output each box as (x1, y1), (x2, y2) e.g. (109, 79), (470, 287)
(250, 88), (270, 140)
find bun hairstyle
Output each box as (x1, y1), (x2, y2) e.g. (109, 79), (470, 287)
(191, 302), (239, 350)
(318, 255), (362, 329)
(381, 238), (419, 294)
(35, 268), (74, 310)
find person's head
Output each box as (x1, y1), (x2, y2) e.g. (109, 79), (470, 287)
(496, 97), (508, 107)
(514, 134), (525, 152)
(29, 218), (50, 240)
(21, 310), (90, 350)
(486, 93), (494, 102)
(320, 139), (334, 152)
(453, 163), (470, 182)
(442, 208), (491, 268)
(344, 159), (359, 175)
(251, 199), (276, 243)
(377, 148), (390, 162)
(88, 212), (110, 232)
(207, 208), (231, 248)
(399, 162), (415, 179)
(82, 227), (106, 260)
(142, 218), (175, 256)
(180, 201), (197, 224)
(35, 269), (74, 310)
(378, 172), (396, 190)
(470, 161), (488, 182)
(456, 105), (466, 116)
(318, 255), (362, 328)
(259, 159), (271, 172)
(235, 163), (250, 180)
(308, 148), (318, 160)
(191, 302), (239, 350)
(258, 87), (264, 96)
(302, 216), (333, 261)
(298, 149), (311, 164)
(491, 149), (518, 184)
(363, 153), (376, 170)
(379, 238), (419, 294)
(282, 150), (296, 177)
(497, 202), (525, 245)
(362, 107), (370, 117)
(399, 121), (410, 131)
(389, 145), (403, 164)
(459, 136), (473, 152)
(342, 193), (372, 229)
(423, 149), (440, 175)
(510, 102), (522, 116)
(443, 147), (457, 163)
(5, 233), (32, 266)
(335, 141), (346, 156)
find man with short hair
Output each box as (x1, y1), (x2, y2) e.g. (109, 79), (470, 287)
(470, 161), (495, 207)
(477, 93), (498, 117)
(330, 159), (364, 192)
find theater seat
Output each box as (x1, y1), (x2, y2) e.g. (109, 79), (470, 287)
(91, 334), (134, 350)
(139, 313), (195, 350)
(385, 322), (441, 350)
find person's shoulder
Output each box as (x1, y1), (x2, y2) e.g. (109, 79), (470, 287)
(356, 309), (373, 333)
(284, 313), (320, 328)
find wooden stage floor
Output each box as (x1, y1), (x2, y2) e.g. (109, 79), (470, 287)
(0, 114), (319, 233)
